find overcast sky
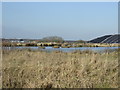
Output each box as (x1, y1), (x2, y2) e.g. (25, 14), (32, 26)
(2, 2), (118, 40)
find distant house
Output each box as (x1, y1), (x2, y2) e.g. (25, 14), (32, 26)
(9, 39), (25, 43)
(19, 39), (25, 43)
(11, 40), (19, 42)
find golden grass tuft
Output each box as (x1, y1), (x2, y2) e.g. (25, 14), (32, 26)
(2, 49), (119, 88)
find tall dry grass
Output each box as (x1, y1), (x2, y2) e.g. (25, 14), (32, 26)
(2, 49), (119, 88)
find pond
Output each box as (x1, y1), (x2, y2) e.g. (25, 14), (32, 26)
(2, 46), (119, 52)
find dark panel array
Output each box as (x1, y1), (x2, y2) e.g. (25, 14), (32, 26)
(89, 34), (120, 43)
(89, 35), (112, 43)
(101, 35), (119, 43)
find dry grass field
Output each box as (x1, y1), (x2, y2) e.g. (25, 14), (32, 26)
(2, 49), (119, 88)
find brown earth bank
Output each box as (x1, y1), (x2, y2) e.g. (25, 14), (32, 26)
(2, 41), (119, 47)
(2, 49), (119, 88)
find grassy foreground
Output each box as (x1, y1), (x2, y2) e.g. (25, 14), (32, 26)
(2, 49), (119, 88)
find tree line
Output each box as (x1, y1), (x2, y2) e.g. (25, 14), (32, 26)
(40, 36), (86, 43)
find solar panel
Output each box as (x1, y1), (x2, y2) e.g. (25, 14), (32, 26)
(89, 34), (120, 43)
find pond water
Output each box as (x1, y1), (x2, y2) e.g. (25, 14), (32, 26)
(3, 46), (119, 52)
